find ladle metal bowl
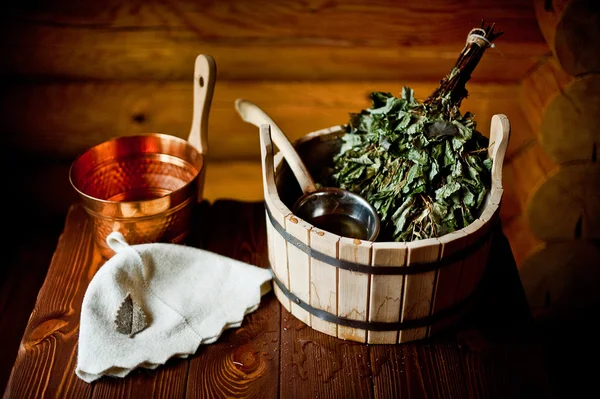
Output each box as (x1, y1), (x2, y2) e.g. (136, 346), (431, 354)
(293, 186), (380, 241)
(236, 99), (380, 241)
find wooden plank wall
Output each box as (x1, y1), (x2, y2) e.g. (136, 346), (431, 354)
(2, 0), (546, 83)
(0, 0), (549, 265)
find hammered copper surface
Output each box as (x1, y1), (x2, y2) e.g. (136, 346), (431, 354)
(69, 133), (204, 258)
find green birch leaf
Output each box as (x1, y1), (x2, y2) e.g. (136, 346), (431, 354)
(476, 188), (488, 208)
(429, 161), (440, 181)
(405, 164), (423, 185)
(370, 92), (393, 108)
(406, 118), (426, 135)
(396, 111), (412, 131)
(411, 181), (426, 194)
(338, 133), (362, 155)
(483, 158), (493, 171)
(432, 201), (448, 219)
(452, 136), (466, 150)
(369, 94), (400, 115)
(431, 143), (444, 163)
(408, 148), (429, 165)
(393, 198), (415, 236)
(452, 120), (474, 140)
(435, 181), (461, 200)
(443, 141), (456, 167)
(463, 188), (476, 207)
(345, 165), (365, 180)
(349, 154), (374, 165)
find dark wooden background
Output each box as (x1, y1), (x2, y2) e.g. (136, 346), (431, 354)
(2, 1), (598, 398)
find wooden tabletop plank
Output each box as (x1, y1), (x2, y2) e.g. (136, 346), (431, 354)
(370, 338), (477, 398)
(3, 204), (97, 399)
(0, 223), (62, 394)
(186, 201), (280, 399)
(279, 309), (373, 399)
(92, 360), (190, 399)
(370, 344), (425, 398)
(417, 341), (470, 398)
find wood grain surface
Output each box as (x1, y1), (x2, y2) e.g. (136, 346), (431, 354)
(0, 0), (547, 82)
(308, 227), (340, 338)
(186, 202), (280, 399)
(0, 222), (63, 395)
(399, 239), (440, 343)
(368, 242), (406, 344)
(3, 204), (97, 398)
(285, 215), (313, 326)
(3, 200), (554, 398)
(1, 81), (532, 162)
(337, 238), (371, 343)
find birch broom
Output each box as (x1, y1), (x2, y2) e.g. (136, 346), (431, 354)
(325, 22), (503, 242)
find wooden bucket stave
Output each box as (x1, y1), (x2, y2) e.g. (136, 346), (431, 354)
(260, 115), (509, 344)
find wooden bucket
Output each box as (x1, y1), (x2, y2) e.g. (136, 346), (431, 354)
(260, 115), (510, 344)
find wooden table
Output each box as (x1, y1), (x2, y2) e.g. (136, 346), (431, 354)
(3, 200), (554, 398)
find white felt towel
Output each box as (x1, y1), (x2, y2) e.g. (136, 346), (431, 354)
(75, 232), (273, 383)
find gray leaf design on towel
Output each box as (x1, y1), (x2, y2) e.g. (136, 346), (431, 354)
(115, 293), (147, 337)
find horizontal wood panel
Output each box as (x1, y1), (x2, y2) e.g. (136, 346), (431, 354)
(0, 27), (547, 82)
(0, 0), (548, 81)
(1, 81), (531, 161)
(5, 0), (545, 41)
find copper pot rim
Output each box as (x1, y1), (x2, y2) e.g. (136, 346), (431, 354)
(69, 132), (204, 207)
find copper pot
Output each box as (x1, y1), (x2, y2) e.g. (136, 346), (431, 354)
(69, 55), (216, 258)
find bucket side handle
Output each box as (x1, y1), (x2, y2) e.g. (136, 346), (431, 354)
(489, 114), (510, 188)
(188, 54), (216, 155)
(260, 124), (279, 201)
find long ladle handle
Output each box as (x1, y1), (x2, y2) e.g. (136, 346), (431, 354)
(235, 99), (317, 194)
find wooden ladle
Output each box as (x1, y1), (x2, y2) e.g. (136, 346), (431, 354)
(235, 99), (380, 241)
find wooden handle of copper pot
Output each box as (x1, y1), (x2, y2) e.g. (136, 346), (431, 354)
(188, 54), (216, 155)
(235, 99), (317, 194)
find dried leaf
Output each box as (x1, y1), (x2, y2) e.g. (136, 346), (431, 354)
(427, 121), (458, 138)
(115, 293), (147, 337)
